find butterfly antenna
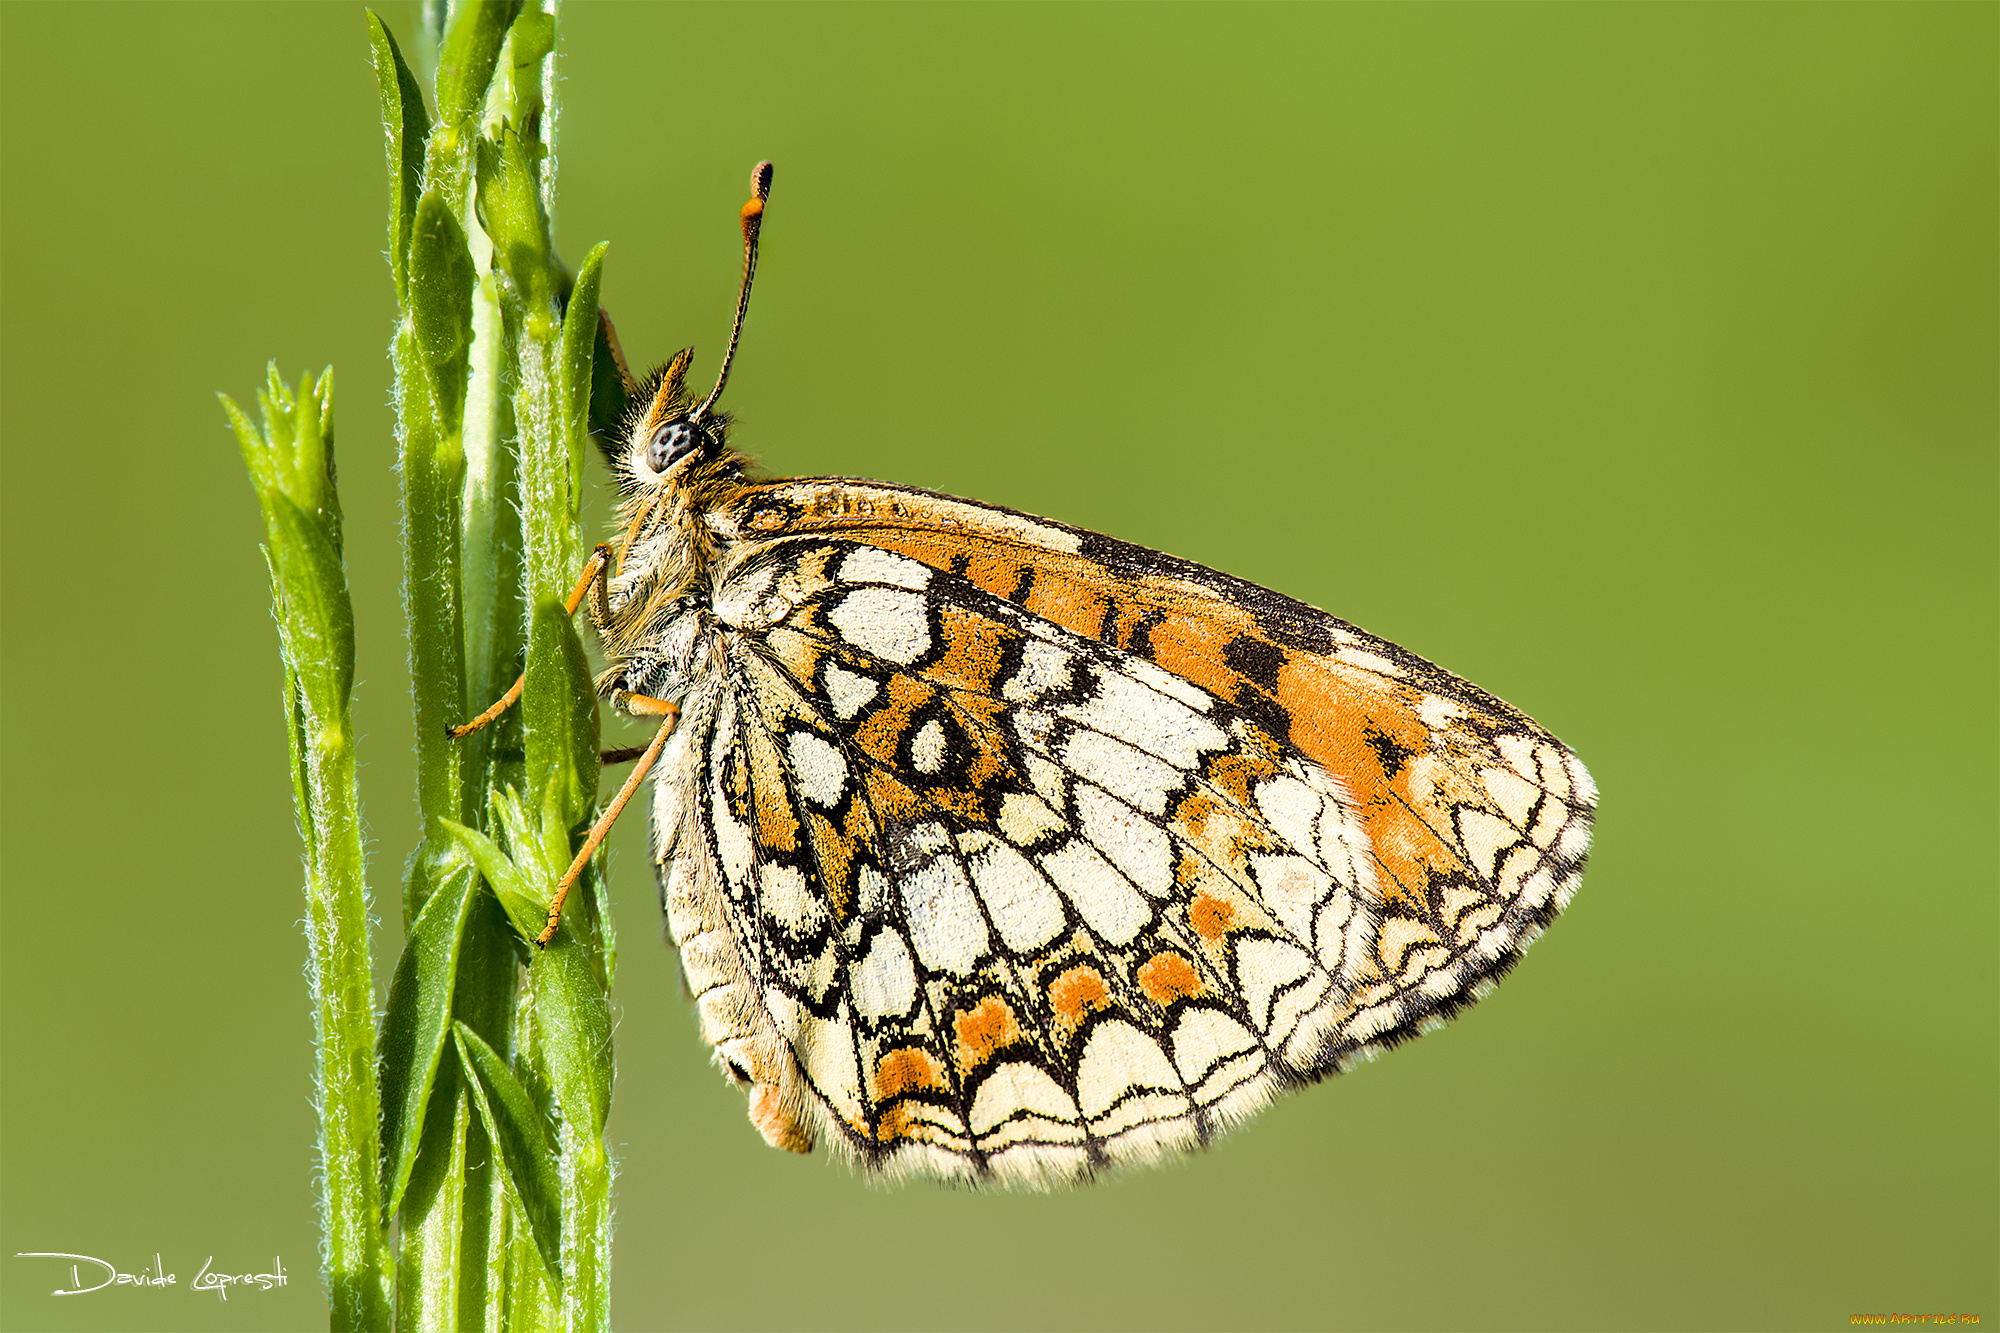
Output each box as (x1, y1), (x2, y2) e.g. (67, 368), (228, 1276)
(691, 160), (774, 423)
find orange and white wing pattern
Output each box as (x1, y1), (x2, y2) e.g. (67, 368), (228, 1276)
(652, 477), (1596, 1187)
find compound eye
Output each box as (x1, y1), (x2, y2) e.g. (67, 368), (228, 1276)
(645, 420), (699, 473)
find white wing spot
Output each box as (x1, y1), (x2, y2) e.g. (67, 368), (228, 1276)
(1419, 695), (1466, 729)
(1335, 647), (1404, 677)
(1074, 784), (1174, 898)
(1248, 852), (1329, 943)
(910, 718), (947, 774)
(802, 1002), (863, 1122)
(1023, 753), (1070, 812)
(1536, 746), (1572, 803)
(1170, 1009), (1259, 1084)
(1497, 734), (1539, 782)
(838, 546), (933, 590)
(759, 863), (827, 934)
(1479, 765), (1540, 829)
(822, 663), (879, 720)
(899, 853), (989, 976)
(1060, 668), (1228, 769)
(1002, 639), (1075, 703)
(971, 1062), (1082, 1136)
(965, 836), (1067, 952)
(851, 928), (918, 1019)
(997, 791), (1067, 846)
(786, 731), (848, 808)
(858, 865), (890, 918)
(1455, 807), (1518, 880)
(1041, 838), (1151, 945)
(1058, 728), (1182, 817)
(1077, 1020), (1184, 1118)
(1234, 935), (1313, 1032)
(828, 586), (931, 665)
(1255, 775), (1323, 860)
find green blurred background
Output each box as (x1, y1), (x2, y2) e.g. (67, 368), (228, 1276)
(2, 3), (1993, 1330)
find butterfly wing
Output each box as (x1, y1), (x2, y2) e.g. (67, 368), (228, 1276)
(653, 478), (1595, 1186)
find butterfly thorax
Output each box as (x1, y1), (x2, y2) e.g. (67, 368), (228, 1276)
(594, 453), (748, 702)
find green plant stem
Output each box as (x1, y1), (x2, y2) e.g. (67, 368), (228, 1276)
(304, 701), (394, 1330)
(558, 1124), (611, 1328)
(394, 312), (470, 907)
(459, 268), (525, 810)
(226, 369), (391, 1331)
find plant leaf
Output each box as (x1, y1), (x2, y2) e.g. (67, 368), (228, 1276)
(366, 11), (431, 303)
(523, 598), (599, 831)
(266, 492), (355, 723)
(222, 393), (281, 517)
(560, 242), (608, 503)
(377, 859), (479, 1220)
(433, 0), (511, 127)
(531, 938), (613, 1140)
(452, 1022), (563, 1289)
(410, 190), (477, 432)
(474, 127), (552, 308)
(437, 816), (543, 943)
(495, 5), (555, 143)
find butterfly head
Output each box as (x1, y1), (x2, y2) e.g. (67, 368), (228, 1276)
(615, 348), (734, 494)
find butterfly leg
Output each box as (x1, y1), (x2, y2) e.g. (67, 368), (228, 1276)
(534, 692), (679, 947)
(446, 544), (617, 740)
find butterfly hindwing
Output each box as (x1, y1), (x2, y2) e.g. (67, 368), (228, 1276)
(654, 478), (1595, 1186)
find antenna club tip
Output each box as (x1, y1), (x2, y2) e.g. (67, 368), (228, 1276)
(751, 161), (774, 200)
(740, 197), (764, 240)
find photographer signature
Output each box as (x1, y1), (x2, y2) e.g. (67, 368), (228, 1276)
(15, 1252), (287, 1300)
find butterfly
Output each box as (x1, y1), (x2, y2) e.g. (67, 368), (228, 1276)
(454, 161), (1597, 1187)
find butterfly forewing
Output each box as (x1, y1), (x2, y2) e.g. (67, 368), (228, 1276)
(645, 477), (1595, 1186)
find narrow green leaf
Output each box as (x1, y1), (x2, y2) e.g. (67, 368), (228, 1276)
(378, 860), (479, 1220)
(453, 1023), (564, 1289)
(267, 492), (356, 722)
(532, 939), (613, 1140)
(222, 393), (281, 513)
(490, 786), (544, 879)
(538, 771), (571, 883)
(278, 631), (315, 868)
(459, 266), (526, 814)
(560, 242), (608, 501)
(433, 0), (513, 126)
(394, 1084), (470, 1330)
(366, 11), (431, 303)
(311, 368), (338, 513)
(410, 190), (477, 431)
(437, 817), (543, 942)
(495, 5), (555, 138)
(391, 317), (469, 890)
(291, 368), (341, 548)
(522, 597), (599, 830)
(474, 127), (553, 310)
(256, 363), (297, 462)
